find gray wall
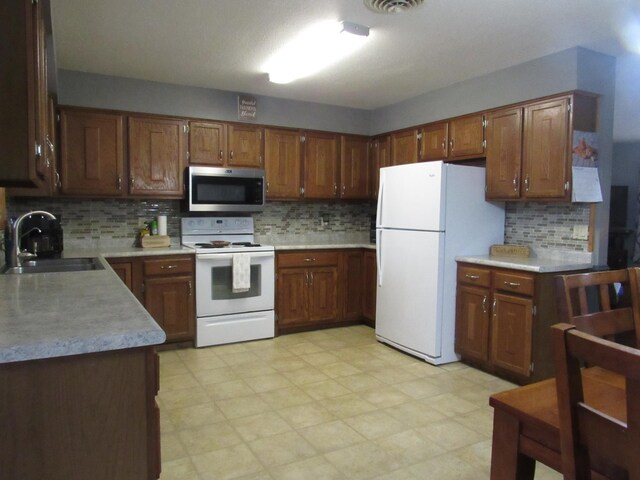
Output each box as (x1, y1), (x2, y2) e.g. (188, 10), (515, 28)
(612, 141), (640, 263)
(57, 70), (371, 135)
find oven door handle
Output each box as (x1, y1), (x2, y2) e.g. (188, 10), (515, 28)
(196, 252), (274, 260)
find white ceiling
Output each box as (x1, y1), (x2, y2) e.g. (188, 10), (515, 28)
(51, 0), (636, 111)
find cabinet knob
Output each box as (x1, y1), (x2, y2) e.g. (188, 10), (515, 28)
(117, 176), (122, 191)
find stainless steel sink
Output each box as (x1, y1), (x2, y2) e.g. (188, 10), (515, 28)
(1, 257), (105, 274)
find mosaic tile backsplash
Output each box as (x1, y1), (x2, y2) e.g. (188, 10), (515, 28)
(7, 197), (590, 253)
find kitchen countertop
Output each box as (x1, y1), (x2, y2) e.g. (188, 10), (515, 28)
(0, 254), (166, 364)
(273, 243), (375, 251)
(455, 254), (593, 273)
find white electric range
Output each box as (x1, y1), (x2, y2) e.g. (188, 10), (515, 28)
(181, 217), (275, 347)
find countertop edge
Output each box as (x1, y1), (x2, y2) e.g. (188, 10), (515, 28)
(456, 255), (593, 273)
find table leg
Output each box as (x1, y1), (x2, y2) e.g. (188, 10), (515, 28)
(490, 408), (536, 480)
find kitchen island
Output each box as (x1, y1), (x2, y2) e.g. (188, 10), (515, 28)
(0, 255), (166, 480)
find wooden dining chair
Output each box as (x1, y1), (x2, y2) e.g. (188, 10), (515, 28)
(552, 323), (640, 480)
(555, 268), (640, 347)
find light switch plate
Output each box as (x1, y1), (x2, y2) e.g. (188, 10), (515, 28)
(572, 225), (589, 240)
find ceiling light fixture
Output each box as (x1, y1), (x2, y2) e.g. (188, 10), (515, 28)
(364, 0), (424, 14)
(264, 20), (370, 84)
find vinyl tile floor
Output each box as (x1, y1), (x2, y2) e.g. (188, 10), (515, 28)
(158, 325), (561, 480)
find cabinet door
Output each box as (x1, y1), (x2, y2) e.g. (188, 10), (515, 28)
(391, 130), (418, 165)
(522, 97), (570, 199)
(189, 121), (225, 166)
(491, 293), (533, 377)
(227, 124), (263, 168)
(419, 122), (448, 161)
(485, 107), (522, 200)
(128, 116), (186, 197)
(362, 250), (377, 324)
(340, 135), (369, 199)
(110, 261), (133, 291)
(264, 128), (301, 199)
(341, 251), (363, 321)
(455, 285), (491, 362)
(0, 0), (46, 187)
(370, 135), (390, 200)
(276, 268), (308, 327)
(304, 132), (338, 199)
(144, 275), (194, 342)
(308, 266), (339, 323)
(449, 114), (484, 159)
(60, 110), (124, 195)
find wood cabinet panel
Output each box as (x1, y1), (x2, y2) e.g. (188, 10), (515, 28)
(491, 293), (533, 377)
(307, 266), (339, 322)
(342, 251), (363, 322)
(419, 122), (448, 161)
(110, 261), (133, 291)
(391, 129), (418, 165)
(362, 250), (377, 325)
(449, 114), (484, 159)
(0, 347), (159, 480)
(276, 268), (308, 327)
(189, 121), (225, 166)
(128, 116), (186, 197)
(522, 98), (570, 199)
(143, 257), (193, 276)
(370, 135), (390, 200)
(304, 132), (339, 199)
(59, 109), (124, 195)
(485, 107), (522, 199)
(340, 135), (369, 199)
(144, 275), (194, 342)
(277, 251), (340, 268)
(264, 128), (301, 199)
(227, 124), (263, 168)
(455, 284), (490, 362)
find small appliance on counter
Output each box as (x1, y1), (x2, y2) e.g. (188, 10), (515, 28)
(16, 213), (63, 259)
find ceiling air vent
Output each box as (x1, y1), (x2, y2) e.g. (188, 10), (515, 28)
(364, 0), (425, 14)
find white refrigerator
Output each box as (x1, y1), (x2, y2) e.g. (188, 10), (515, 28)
(375, 161), (505, 364)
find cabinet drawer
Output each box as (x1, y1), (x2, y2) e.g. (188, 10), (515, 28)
(143, 257), (193, 276)
(458, 265), (491, 287)
(278, 251), (339, 268)
(494, 271), (534, 296)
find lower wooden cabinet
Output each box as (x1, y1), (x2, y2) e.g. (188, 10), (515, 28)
(362, 250), (377, 326)
(276, 248), (376, 334)
(107, 254), (195, 343)
(0, 347), (160, 480)
(455, 262), (588, 384)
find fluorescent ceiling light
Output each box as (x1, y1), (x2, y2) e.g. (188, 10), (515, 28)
(264, 20), (370, 84)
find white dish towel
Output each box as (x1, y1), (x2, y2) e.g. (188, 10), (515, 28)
(232, 253), (251, 293)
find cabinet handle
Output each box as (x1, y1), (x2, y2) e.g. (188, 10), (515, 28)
(482, 295), (488, 313)
(266, 181), (270, 193)
(441, 139), (446, 151)
(449, 139), (454, 152)
(334, 184), (338, 196)
(310, 272), (314, 286)
(117, 176), (122, 191)
(492, 298), (497, 316)
(45, 135), (55, 153)
(219, 149), (223, 160)
(230, 150), (234, 160)
(130, 177), (135, 189)
(305, 271), (309, 286)
(55, 171), (61, 189)
(188, 280), (192, 296)
(504, 281), (521, 288)
(160, 265), (177, 270)
(304, 258), (316, 262)
(342, 185), (346, 195)
(513, 176), (518, 192)
(465, 274), (480, 280)
(524, 175), (530, 192)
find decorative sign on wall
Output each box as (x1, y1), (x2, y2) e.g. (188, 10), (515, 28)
(238, 95), (257, 121)
(571, 130), (602, 202)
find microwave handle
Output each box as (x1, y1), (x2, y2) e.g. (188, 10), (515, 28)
(196, 252), (274, 260)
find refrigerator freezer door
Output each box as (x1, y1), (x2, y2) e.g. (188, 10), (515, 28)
(375, 228), (445, 359)
(377, 162), (446, 231)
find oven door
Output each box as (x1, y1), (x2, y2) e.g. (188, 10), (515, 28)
(195, 251), (274, 317)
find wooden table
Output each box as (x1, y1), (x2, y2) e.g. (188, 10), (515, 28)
(489, 367), (626, 479)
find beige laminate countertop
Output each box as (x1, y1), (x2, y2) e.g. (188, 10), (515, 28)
(455, 254), (593, 273)
(273, 243), (375, 251)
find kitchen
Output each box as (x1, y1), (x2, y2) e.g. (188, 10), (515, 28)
(1, 0), (639, 479)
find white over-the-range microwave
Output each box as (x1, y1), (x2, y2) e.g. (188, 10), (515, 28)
(184, 166), (266, 212)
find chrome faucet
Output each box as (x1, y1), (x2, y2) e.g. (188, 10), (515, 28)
(8, 211), (56, 268)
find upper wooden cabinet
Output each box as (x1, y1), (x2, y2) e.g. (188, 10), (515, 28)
(370, 135), (390, 200)
(188, 121), (263, 168)
(391, 129), (418, 165)
(340, 135), (369, 199)
(128, 116), (187, 197)
(485, 93), (597, 201)
(264, 127), (301, 199)
(419, 122), (449, 161)
(448, 114), (485, 159)
(303, 131), (339, 199)
(59, 109), (125, 196)
(0, 0), (51, 188)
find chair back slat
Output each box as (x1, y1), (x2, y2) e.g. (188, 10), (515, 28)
(572, 308), (636, 344)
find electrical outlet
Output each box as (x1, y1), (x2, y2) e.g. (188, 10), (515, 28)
(572, 225), (589, 240)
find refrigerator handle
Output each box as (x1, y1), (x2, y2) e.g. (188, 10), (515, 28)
(376, 175), (384, 227)
(376, 229), (383, 286)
